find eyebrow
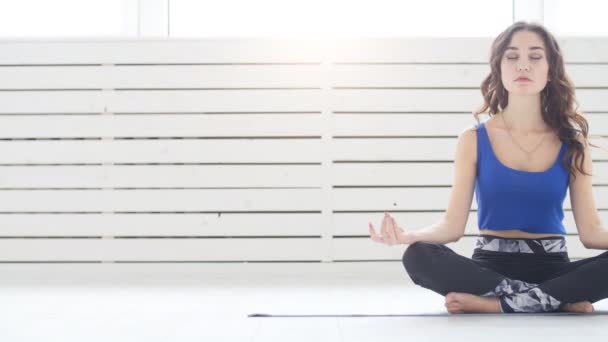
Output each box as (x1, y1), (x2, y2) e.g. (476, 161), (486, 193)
(506, 46), (545, 51)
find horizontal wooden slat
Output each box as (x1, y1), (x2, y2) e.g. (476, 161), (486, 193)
(0, 238), (324, 261)
(104, 89), (319, 113)
(332, 187), (608, 211)
(332, 162), (608, 186)
(1, 38), (607, 64)
(1, 113), (607, 138)
(0, 39), (327, 64)
(333, 113), (608, 136)
(0, 165), (322, 188)
(0, 65), (323, 89)
(1, 137), (606, 164)
(332, 137), (608, 161)
(0, 89), (323, 114)
(0, 114), (323, 138)
(334, 211), (608, 236)
(0, 235), (600, 262)
(331, 89), (608, 112)
(332, 64), (488, 88)
(0, 139), (323, 163)
(333, 138), (456, 161)
(0, 235), (599, 262)
(335, 113), (479, 136)
(0, 91), (105, 114)
(3, 64), (608, 90)
(332, 64), (608, 88)
(0, 189), (323, 212)
(2, 88), (606, 115)
(559, 64), (608, 88)
(0, 209), (602, 237)
(332, 235), (604, 261)
(0, 112), (494, 138)
(4, 162), (608, 189)
(0, 213), (323, 237)
(6, 187), (595, 225)
(331, 89), (478, 112)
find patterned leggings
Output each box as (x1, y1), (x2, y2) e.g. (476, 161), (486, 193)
(402, 234), (608, 313)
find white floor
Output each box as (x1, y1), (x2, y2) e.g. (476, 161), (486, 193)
(1, 261), (607, 342)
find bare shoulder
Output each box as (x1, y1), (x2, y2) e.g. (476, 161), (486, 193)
(459, 124), (478, 136)
(458, 124), (478, 146)
(455, 124), (478, 163)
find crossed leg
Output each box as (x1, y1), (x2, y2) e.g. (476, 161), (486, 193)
(402, 241), (605, 313)
(402, 241), (506, 297)
(495, 250), (608, 313)
(535, 251), (608, 304)
(402, 241), (517, 313)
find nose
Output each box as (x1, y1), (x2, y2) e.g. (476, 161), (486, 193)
(517, 64), (530, 72)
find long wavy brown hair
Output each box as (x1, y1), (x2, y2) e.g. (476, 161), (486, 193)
(474, 21), (598, 181)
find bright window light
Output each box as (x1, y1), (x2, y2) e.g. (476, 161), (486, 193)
(0, 0), (137, 38)
(544, 0), (608, 36)
(169, 0), (513, 38)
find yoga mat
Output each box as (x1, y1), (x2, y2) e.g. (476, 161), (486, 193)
(249, 311), (608, 317)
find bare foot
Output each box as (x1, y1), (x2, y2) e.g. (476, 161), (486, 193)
(561, 301), (594, 313)
(444, 292), (502, 314)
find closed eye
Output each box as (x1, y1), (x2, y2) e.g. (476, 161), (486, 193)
(506, 56), (543, 60)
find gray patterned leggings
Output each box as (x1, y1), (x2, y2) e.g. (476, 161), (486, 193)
(402, 234), (608, 313)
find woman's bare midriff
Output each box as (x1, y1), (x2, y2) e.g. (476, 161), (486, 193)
(479, 229), (564, 239)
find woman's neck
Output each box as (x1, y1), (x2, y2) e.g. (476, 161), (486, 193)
(500, 94), (546, 132)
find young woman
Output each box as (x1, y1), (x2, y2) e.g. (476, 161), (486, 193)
(368, 21), (608, 314)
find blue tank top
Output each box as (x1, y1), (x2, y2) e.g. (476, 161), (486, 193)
(474, 121), (570, 235)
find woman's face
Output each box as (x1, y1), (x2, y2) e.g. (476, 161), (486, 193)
(500, 30), (550, 96)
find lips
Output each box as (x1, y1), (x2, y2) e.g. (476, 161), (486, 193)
(515, 76), (531, 81)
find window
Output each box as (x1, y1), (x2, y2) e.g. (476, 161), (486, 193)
(168, 0), (513, 38)
(544, 0), (608, 36)
(4, 0), (604, 38)
(0, 0), (138, 38)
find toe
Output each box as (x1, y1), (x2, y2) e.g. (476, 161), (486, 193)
(445, 292), (458, 303)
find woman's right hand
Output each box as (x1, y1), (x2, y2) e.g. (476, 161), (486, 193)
(369, 212), (417, 246)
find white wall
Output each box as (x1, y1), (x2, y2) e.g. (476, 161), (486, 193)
(0, 37), (607, 262)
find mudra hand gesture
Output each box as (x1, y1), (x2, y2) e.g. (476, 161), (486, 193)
(369, 211), (417, 246)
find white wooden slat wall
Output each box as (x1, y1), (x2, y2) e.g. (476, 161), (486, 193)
(0, 38), (607, 262)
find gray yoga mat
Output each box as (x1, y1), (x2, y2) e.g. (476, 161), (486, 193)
(249, 311), (608, 317)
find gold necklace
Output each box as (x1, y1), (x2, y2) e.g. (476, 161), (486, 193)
(500, 113), (548, 161)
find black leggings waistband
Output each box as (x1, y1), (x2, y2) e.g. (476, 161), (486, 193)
(475, 234), (567, 254)
(479, 234), (565, 241)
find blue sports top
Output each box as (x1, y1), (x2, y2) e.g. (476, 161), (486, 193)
(474, 121), (571, 235)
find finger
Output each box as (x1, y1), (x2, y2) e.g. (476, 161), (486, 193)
(368, 222), (378, 240)
(381, 212), (391, 242)
(383, 214), (396, 244)
(387, 215), (398, 243)
(369, 222), (383, 243)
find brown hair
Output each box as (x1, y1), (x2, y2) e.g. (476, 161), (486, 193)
(474, 21), (600, 182)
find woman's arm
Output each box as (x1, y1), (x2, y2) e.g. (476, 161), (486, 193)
(569, 134), (608, 250)
(412, 126), (478, 244)
(410, 218), (466, 244)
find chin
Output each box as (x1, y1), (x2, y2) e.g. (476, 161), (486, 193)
(507, 89), (543, 96)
